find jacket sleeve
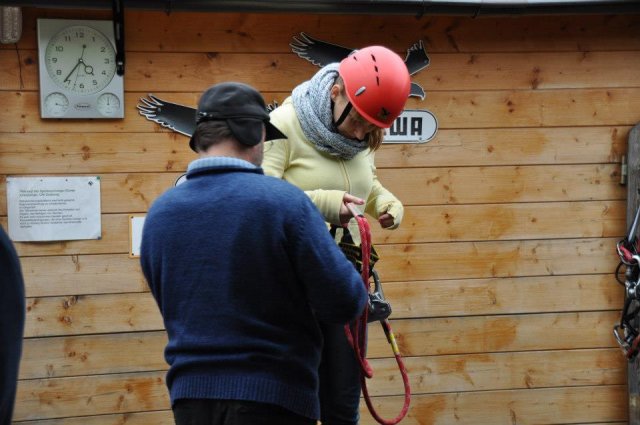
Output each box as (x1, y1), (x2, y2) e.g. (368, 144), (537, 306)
(263, 140), (346, 226)
(364, 152), (404, 229)
(287, 196), (368, 324)
(262, 140), (289, 179)
(303, 189), (345, 226)
(139, 215), (162, 310)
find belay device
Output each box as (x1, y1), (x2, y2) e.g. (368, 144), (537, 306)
(614, 205), (640, 359)
(334, 203), (411, 425)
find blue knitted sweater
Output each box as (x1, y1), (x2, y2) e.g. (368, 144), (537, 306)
(140, 157), (367, 419)
(0, 227), (25, 425)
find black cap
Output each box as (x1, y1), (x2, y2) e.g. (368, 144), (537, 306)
(189, 82), (286, 152)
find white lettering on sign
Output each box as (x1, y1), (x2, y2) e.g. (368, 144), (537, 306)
(383, 109), (438, 144)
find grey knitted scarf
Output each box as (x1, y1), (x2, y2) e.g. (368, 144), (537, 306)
(292, 63), (368, 160)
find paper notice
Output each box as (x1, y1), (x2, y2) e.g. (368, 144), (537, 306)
(7, 176), (101, 241)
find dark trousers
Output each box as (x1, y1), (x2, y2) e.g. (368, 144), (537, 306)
(318, 323), (361, 425)
(172, 399), (316, 425)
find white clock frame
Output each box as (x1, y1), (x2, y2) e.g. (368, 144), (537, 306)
(37, 18), (124, 119)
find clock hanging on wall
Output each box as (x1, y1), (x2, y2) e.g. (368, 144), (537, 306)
(37, 19), (124, 119)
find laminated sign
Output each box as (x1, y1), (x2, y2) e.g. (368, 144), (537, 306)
(6, 176), (101, 242)
(384, 110), (438, 144)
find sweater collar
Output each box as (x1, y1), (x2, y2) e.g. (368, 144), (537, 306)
(186, 156), (263, 178)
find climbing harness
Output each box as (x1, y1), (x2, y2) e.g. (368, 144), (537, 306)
(338, 203), (411, 425)
(614, 205), (640, 360)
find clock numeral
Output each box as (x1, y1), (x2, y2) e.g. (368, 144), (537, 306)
(79, 84), (85, 89)
(64, 35), (71, 42)
(104, 58), (110, 64)
(55, 46), (63, 52)
(56, 70), (62, 75)
(102, 70), (107, 75)
(100, 47), (106, 53)
(93, 80), (98, 86)
(51, 57), (57, 63)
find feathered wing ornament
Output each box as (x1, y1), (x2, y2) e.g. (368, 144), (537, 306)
(137, 95), (197, 137)
(290, 32), (429, 99)
(403, 40), (430, 75)
(404, 40), (429, 99)
(137, 95), (281, 138)
(266, 100), (279, 113)
(290, 32), (354, 67)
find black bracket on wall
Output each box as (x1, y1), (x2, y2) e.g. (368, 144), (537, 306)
(112, 0), (125, 76)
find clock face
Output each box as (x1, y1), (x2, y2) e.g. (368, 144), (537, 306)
(44, 25), (117, 96)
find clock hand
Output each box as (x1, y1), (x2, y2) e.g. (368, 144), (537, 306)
(63, 60), (81, 84)
(63, 45), (87, 84)
(79, 45), (96, 75)
(72, 60), (85, 90)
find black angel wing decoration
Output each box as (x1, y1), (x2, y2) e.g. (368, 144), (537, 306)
(137, 95), (197, 137)
(137, 95), (281, 138)
(290, 33), (354, 67)
(290, 32), (429, 100)
(266, 100), (279, 113)
(404, 40), (430, 76)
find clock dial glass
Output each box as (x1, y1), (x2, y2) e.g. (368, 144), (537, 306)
(45, 25), (117, 95)
(96, 92), (121, 116)
(44, 92), (69, 117)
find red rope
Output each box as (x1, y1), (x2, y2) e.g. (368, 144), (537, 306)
(343, 204), (411, 425)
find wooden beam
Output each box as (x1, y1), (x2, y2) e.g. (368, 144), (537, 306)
(3, 89), (640, 132)
(0, 127), (630, 172)
(4, 50), (640, 92)
(6, 10), (640, 53)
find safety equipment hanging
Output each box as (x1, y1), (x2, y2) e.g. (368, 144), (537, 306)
(614, 206), (640, 360)
(342, 203), (411, 425)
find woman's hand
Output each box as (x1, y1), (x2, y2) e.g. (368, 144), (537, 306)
(340, 193), (365, 226)
(378, 212), (395, 229)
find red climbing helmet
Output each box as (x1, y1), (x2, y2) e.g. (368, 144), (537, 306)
(338, 45), (411, 128)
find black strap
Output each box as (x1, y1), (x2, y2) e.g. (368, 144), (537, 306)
(329, 224), (355, 244)
(112, 0), (125, 76)
(334, 101), (353, 128)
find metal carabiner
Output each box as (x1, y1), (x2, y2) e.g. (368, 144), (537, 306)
(367, 270), (392, 323)
(614, 324), (640, 360)
(613, 325), (632, 356)
(617, 240), (638, 265)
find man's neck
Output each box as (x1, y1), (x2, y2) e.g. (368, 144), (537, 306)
(199, 141), (260, 166)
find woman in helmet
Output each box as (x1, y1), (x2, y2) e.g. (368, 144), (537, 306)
(262, 45), (411, 425)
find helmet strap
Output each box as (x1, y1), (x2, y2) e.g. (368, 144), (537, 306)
(334, 101), (353, 128)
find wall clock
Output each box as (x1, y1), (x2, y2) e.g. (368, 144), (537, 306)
(37, 19), (124, 119)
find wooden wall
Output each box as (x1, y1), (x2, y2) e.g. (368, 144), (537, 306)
(1, 7), (637, 424)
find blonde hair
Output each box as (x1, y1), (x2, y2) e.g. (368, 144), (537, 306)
(334, 77), (385, 152)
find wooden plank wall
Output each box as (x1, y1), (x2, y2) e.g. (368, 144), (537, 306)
(1, 7), (637, 424)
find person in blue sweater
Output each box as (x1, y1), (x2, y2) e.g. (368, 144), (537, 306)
(0, 226), (25, 425)
(140, 82), (368, 425)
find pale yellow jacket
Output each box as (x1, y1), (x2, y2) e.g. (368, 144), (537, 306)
(263, 97), (404, 238)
